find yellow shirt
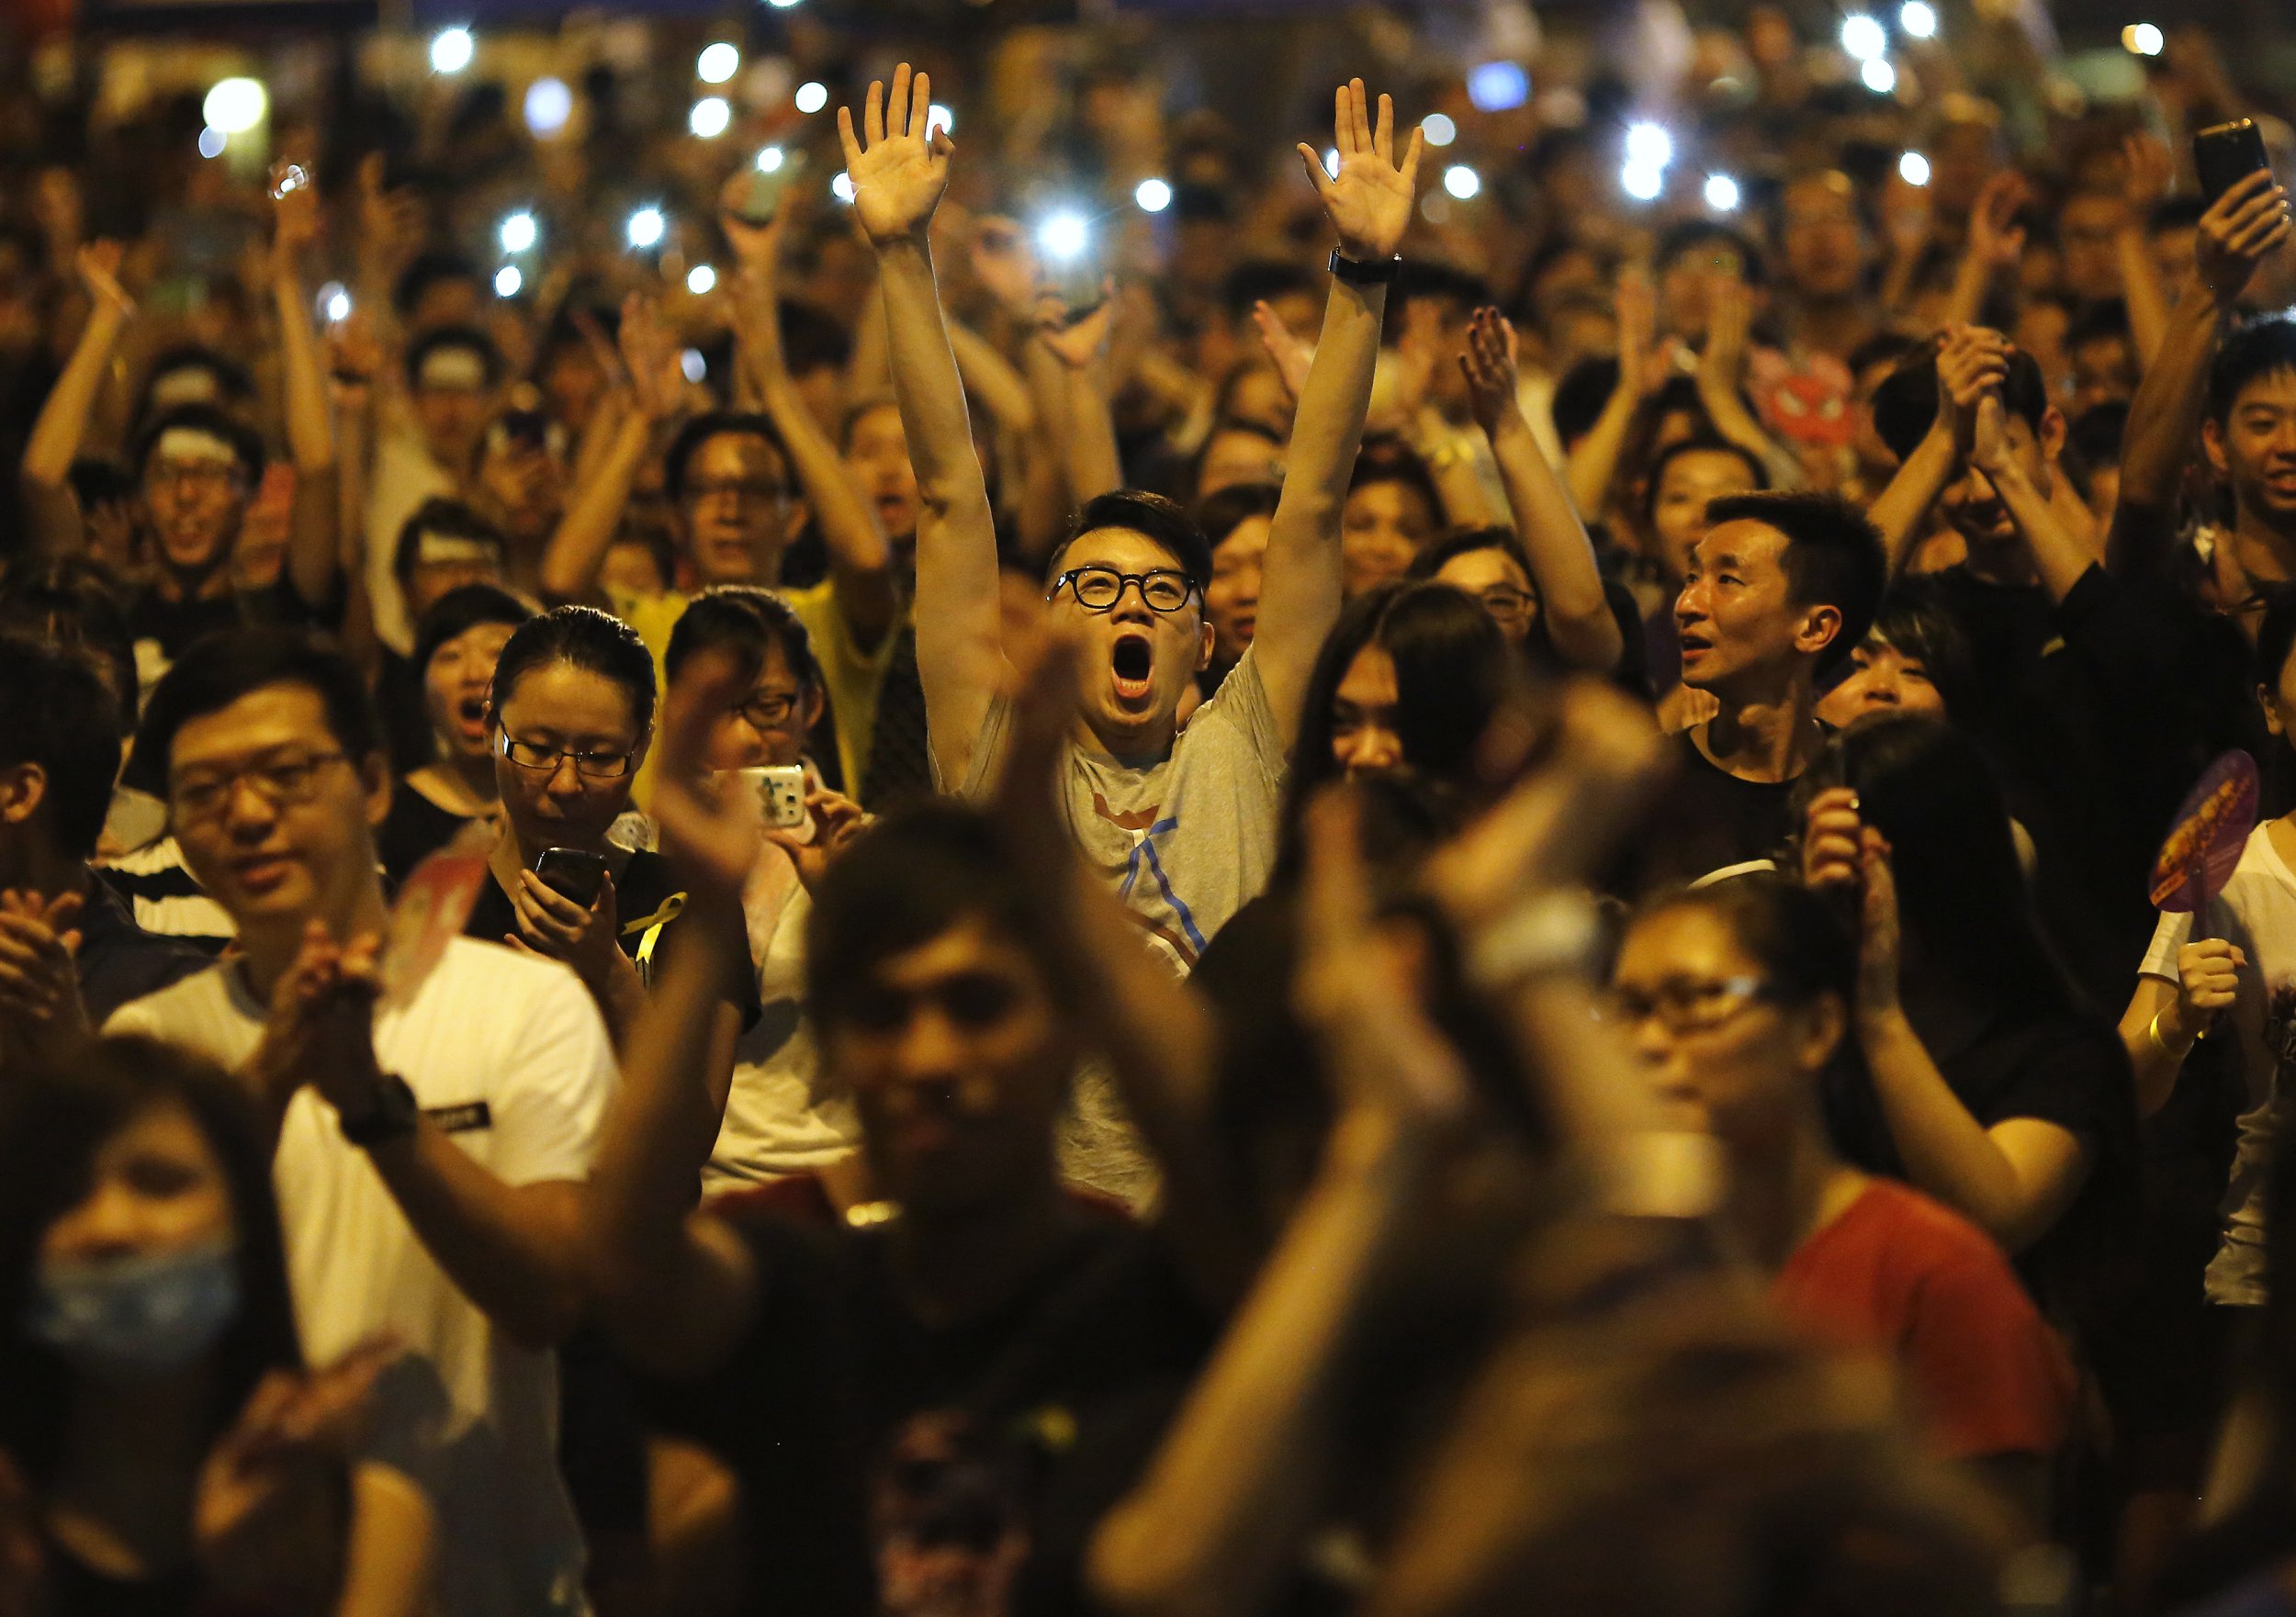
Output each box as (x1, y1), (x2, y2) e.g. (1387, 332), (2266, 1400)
(609, 581), (895, 801)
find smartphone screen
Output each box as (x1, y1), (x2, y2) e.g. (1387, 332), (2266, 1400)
(2196, 119), (2272, 206)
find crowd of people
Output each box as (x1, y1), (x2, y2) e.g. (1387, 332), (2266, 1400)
(10, 0), (2296, 1611)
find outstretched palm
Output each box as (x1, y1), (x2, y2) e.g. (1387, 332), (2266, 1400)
(838, 63), (951, 248)
(1297, 79), (1424, 264)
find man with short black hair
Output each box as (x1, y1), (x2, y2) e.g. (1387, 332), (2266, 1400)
(365, 326), (507, 655)
(0, 634), (205, 1045)
(1627, 489), (1884, 893)
(107, 627), (617, 1617)
(850, 66), (1419, 966)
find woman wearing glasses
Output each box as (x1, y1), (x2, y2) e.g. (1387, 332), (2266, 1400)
(1607, 875), (2071, 1500)
(471, 605), (758, 1054)
(1406, 526), (1648, 691)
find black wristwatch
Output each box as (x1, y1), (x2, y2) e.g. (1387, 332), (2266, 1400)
(1329, 248), (1401, 286)
(340, 1072), (422, 1149)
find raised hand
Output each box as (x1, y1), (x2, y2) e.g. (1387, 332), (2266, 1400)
(617, 291), (685, 422)
(2121, 131), (2175, 219)
(2197, 167), (2293, 302)
(1037, 283), (1116, 368)
(76, 240), (132, 320)
(838, 63), (953, 249)
(716, 168), (790, 276)
(1613, 266), (1662, 402)
(1966, 171), (2030, 273)
(1458, 306), (1524, 437)
(1697, 272), (1751, 396)
(1251, 298), (1314, 403)
(1932, 322), (2009, 452)
(650, 644), (766, 899)
(1296, 78), (1423, 264)
(268, 162), (321, 274)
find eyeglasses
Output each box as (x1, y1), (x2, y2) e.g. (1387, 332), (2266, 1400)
(1598, 974), (1773, 1036)
(736, 691), (804, 730)
(1476, 585), (1535, 622)
(170, 748), (349, 822)
(685, 477), (786, 507)
(1050, 567), (1198, 615)
(497, 732), (637, 779)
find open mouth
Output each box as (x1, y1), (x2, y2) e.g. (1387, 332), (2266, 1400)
(1111, 634), (1154, 705)
(1679, 632), (1713, 659)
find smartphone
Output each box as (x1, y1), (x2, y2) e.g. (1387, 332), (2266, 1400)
(1050, 252), (1104, 324)
(733, 156), (801, 228)
(2196, 119), (2272, 206)
(738, 766), (807, 830)
(534, 848), (611, 907)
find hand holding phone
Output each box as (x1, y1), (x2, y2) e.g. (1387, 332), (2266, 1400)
(534, 848), (611, 908)
(738, 766), (808, 830)
(2196, 119), (2271, 207)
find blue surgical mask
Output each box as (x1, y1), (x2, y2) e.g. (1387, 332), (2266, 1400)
(28, 1238), (240, 1376)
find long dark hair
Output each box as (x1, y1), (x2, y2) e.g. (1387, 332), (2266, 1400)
(1280, 582), (1516, 871)
(1799, 714), (2077, 1017)
(0, 1037), (302, 1487)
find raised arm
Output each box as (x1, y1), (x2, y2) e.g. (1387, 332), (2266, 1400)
(2116, 136), (2176, 368)
(1941, 171), (2027, 329)
(1565, 268), (1658, 520)
(1694, 273), (1802, 491)
(1866, 324), (2005, 578)
(1971, 393), (2099, 602)
(1254, 81), (1423, 747)
(19, 241), (134, 553)
(268, 169), (343, 611)
(1459, 307), (1623, 673)
(2112, 169), (2289, 573)
(581, 650), (769, 1377)
(722, 186), (898, 646)
(841, 65), (1007, 792)
(536, 295), (682, 602)
(1035, 292), (1126, 506)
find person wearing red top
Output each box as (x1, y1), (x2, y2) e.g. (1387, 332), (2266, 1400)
(1609, 874), (2071, 1505)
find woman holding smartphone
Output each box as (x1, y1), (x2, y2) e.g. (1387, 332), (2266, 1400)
(471, 604), (758, 1056)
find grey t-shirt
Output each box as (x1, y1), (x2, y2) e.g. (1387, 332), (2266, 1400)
(954, 646), (1287, 972)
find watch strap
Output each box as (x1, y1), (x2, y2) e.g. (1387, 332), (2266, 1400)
(1328, 249), (1401, 286)
(341, 1072), (422, 1148)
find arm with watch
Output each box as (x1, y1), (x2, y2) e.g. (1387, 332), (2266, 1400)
(1252, 80), (1424, 753)
(247, 930), (590, 1353)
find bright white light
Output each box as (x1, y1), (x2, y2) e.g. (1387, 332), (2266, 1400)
(1620, 161), (1664, 202)
(688, 264), (717, 295)
(681, 348), (707, 383)
(691, 97), (731, 139)
(794, 81), (828, 115)
(321, 285), (352, 322)
(1899, 2), (1937, 39)
(494, 264), (523, 298)
(203, 78), (267, 136)
(1134, 177), (1173, 213)
(1625, 121), (1672, 169)
(1840, 15), (1886, 61)
(429, 27), (474, 74)
(1037, 210), (1091, 262)
(1862, 57), (1897, 93)
(197, 126), (227, 160)
(499, 211), (536, 253)
(757, 146), (785, 173)
(626, 207), (666, 249)
(927, 103), (954, 139)
(524, 77), (572, 136)
(768, 0), (802, 8)
(697, 43), (740, 84)
(1423, 113), (1458, 148)
(830, 173), (855, 204)
(1467, 61), (1529, 113)
(1899, 150), (1931, 185)
(1443, 164), (1481, 199)
(2122, 22), (2165, 55)
(1704, 173), (1740, 211)
(1323, 148), (1341, 179)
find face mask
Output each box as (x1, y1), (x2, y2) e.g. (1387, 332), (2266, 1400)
(28, 1238), (240, 1376)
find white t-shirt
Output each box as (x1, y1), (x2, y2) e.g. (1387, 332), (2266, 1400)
(2140, 820), (2296, 1305)
(107, 937), (616, 1615)
(704, 845), (860, 1190)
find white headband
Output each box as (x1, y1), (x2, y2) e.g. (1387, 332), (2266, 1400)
(412, 532), (499, 567)
(152, 427), (239, 466)
(149, 368), (221, 408)
(416, 347), (489, 390)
